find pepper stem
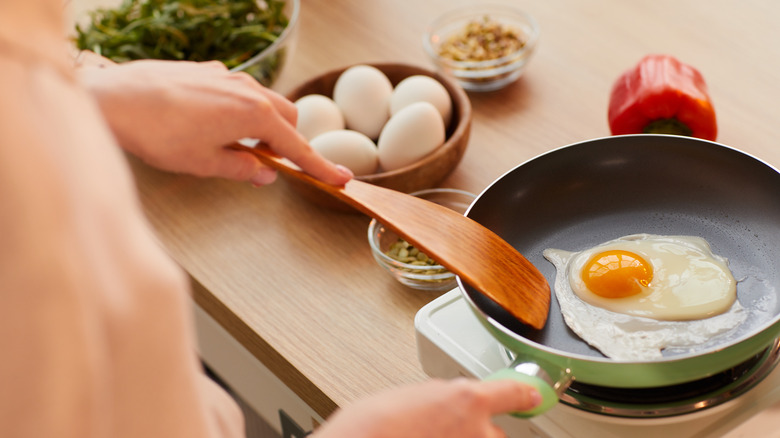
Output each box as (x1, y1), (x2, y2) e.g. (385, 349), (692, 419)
(643, 119), (693, 136)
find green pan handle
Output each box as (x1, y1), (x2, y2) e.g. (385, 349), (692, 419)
(485, 359), (573, 418)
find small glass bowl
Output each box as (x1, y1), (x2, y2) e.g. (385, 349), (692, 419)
(423, 4), (540, 92)
(367, 188), (476, 291)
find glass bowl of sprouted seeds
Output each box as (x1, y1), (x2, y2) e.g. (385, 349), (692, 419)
(367, 188), (476, 292)
(73, 0), (299, 87)
(423, 4), (539, 92)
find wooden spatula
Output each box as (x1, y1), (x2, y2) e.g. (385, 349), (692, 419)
(237, 145), (550, 329)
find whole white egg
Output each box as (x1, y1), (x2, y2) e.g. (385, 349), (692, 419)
(332, 65), (393, 139)
(309, 129), (378, 176)
(294, 94), (345, 140)
(390, 75), (453, 128)
(377, 101), (445, 171)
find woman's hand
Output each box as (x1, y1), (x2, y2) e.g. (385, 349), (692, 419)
(312, 378), (541, 438)
(77, 55), (352, 186)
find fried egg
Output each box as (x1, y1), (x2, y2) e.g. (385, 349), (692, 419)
(543, 234), (746, 361)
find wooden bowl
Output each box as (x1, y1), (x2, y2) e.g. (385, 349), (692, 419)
(284, 62), (472, 212)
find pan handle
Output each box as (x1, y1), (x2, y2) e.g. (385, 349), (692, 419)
(486, 357), (573, 418)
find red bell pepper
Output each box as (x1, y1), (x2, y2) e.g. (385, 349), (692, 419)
(608, 55), (717, 141)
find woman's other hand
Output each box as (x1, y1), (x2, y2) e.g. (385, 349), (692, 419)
(312, 378), (542, 438)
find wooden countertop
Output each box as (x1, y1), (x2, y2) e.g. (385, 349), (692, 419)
(128, 0), (780, 420)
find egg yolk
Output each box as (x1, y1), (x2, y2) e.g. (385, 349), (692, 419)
(581, 250), (653, 298)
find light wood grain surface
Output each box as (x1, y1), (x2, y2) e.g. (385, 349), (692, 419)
(110, 0), (780, 421)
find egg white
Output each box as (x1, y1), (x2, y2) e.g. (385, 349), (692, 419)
(544, 234), (747, 361)
(569, 234), (737, 320)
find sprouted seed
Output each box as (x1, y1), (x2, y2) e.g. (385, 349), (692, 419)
(386, 238), (447, 272)
(438, 15), (526, 62)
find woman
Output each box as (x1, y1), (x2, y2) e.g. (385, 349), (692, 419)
(0, 1), (540, 437)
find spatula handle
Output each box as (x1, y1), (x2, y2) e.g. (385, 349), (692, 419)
(231, 143), (373, 210)
(230, 142), (550, 329)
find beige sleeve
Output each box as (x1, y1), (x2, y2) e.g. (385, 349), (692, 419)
(0, 2), (245, 438)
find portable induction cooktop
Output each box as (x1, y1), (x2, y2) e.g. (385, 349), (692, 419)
(415, 288), (780, 438)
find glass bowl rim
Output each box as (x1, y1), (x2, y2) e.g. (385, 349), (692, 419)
(230, 0), (301, 72)
(367, 188), (477, 273)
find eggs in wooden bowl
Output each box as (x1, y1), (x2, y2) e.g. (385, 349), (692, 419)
(285, 63), (472, 212)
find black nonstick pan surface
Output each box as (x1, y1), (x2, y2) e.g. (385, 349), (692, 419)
(459, 134), (780, 387)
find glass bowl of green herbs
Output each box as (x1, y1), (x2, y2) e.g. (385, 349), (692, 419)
(73, 0), (299, 87)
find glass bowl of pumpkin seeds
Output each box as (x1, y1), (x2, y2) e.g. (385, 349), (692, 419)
(423, 4), (539, 92)
(367, 188), (476, 292)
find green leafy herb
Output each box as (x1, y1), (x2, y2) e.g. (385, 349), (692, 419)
(74, 0), (289, 84)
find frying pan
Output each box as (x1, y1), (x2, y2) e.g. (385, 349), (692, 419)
(457, 134), (780, 416)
